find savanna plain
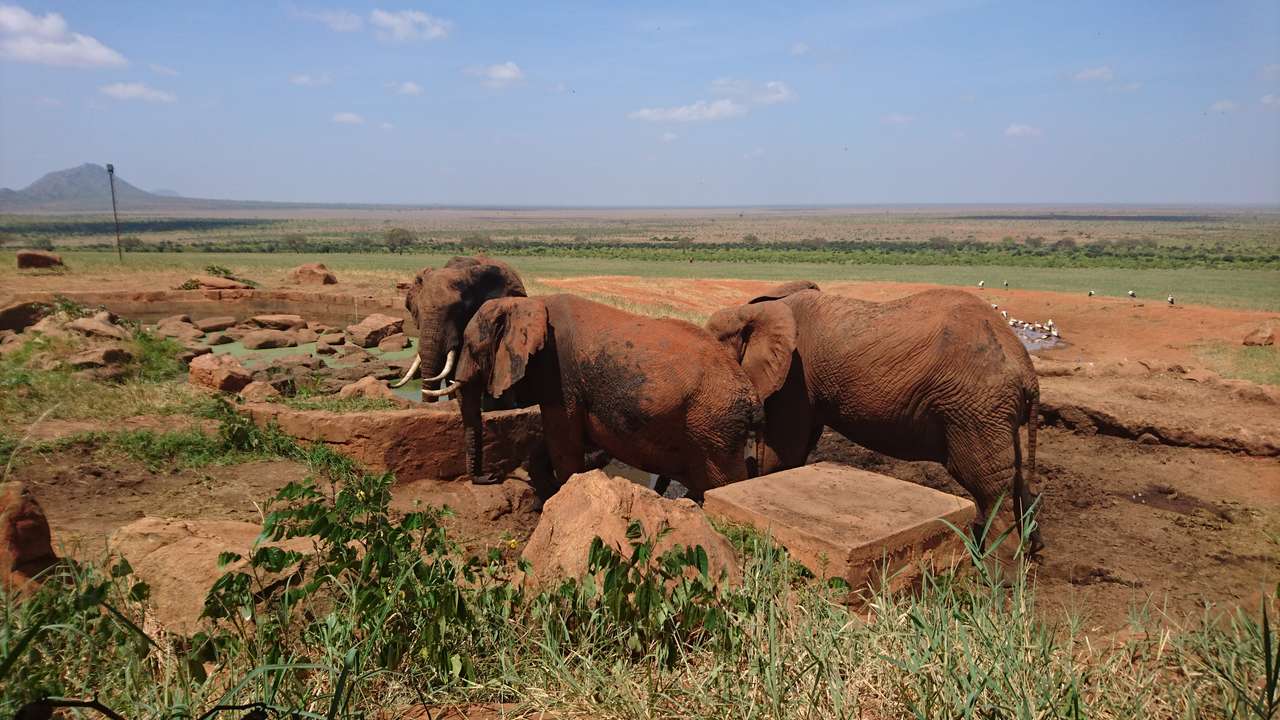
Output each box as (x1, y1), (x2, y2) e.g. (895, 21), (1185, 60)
(1, 205), (1278, 718)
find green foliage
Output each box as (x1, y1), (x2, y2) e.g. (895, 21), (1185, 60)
(119, 235), (144, 251)
(282, 233), (309, 252)
(384, 227), (416, 254)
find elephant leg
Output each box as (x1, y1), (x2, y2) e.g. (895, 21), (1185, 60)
(685, 448), (748, 503)
(541, 404), (586, 485)
(943, 424), (1020, 552)
(758, 388), (818, 474)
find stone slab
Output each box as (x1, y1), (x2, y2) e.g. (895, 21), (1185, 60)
(704, 462), (975, 592)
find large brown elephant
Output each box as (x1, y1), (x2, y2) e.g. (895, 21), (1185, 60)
(390, 256), (527, 399)
(706, 282), (1043, 551)
(427, 294), (782, 498)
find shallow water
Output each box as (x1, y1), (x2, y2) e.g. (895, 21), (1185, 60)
(212, 337), (424, 401)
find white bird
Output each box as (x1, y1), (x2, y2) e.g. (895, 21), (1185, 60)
(1046, 319), (1054, 327)
(1003, 280), (1009, 288)
(1167, 295), (1175, 305)
(1127, 290), (1136, 298)
(1051, 327), (1060, 338)
(991, 303), (998, 309)
(1001, 310), (1008, 318)
(1088, 290), (1095, 297)
(978, 280), (986, 288)
(1008, 319), (1016, 326)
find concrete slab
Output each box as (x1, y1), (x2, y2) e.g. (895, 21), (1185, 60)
(704, 462), (976, 592)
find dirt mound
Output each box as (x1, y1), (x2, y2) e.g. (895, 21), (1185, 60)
(0, 482), (58, 588)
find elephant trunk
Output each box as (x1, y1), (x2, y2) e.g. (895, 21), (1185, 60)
(415, 313), (451, 403)
(461, 385), (484, 478)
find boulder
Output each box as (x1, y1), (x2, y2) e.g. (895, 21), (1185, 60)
(155, 321), (204, 343)
(346, 313), (404, 348)
(0, 482), (58, 588)
(194, 316), (236, 332)
(241, 329), (298, 350)
(239, 381), (280, 402)
(67, 344), (133, 369)
(294, 328), (319, 344)
(315, 342), (337, 355)
(108, 518), (309, 634)
(28, 314), (69, 338)
(288, 262), (338, 285)
(378, 333), (411, 352)
(67, 316), (130, 341)
(318, 332), (345, 345)
(186, 275), (252, 291)
(157, 314), (192, 326)
(188, 353), (252, 392)
(268, 353), (323, 371)
(521, 470), (739, 586)
(338, 375), (410, 406)
(1243, 326), (1275, 347)
(0, 301), (49, 333)
(16, 250), (64, 269)
(251, 314), (307, 331)
(204, 332), (234, 346)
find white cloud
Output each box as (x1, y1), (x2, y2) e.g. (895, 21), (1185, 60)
(300, 8), (362, 32)
(1263, 64), (1280, 81)
(370, 9), (450, 42)
(290, 72), (331, 87)
(33, 95), (60, 106)
(1004, 123), (1042, 137)
(99, 82), (175, 103)
(744, 147), (765, 160)
(469, 61), (524, 87)
(711, 77), (794, 105)
(660, 131), (678, 143)
(149, 63), (178, 76)
(1113, 81), (1142, 92)
(332, 112), (364, 125)
(391, 80), (422, 95)
(629, 98), (747, 122)
(1262, 94), (1278, 107)
(790, 41), (810, 56)
(380, 121), (394, 130)
(1209, 99), (1237, 113)
(1073, 65), (1113, 82)
(0, 4), (126, 68)
(882, 113), (914, 125)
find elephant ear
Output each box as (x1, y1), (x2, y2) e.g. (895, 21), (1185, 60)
(456, 298), (547, 399)
(748, 279), (819, 304)
(736, 302), (797, 400)
(462, 261), (529, 302)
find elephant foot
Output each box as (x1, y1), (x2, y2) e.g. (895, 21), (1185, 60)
(470, 473), (503, 486)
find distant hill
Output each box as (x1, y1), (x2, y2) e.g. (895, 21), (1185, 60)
(151, 188), (183, 197)
(0, 163), (188, 212)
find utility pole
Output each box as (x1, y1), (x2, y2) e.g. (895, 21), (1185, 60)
(106, 163), (122, 262)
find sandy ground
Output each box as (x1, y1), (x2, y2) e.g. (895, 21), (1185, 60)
(6, 270), (1278, 633)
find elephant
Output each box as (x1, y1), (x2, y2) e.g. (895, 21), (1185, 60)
(390, 256), (528, 400)
(426, 293), (784, 499)
(706, 282), (1043, 552)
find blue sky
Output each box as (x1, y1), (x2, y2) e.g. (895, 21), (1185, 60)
(1, 1), (1278, 205)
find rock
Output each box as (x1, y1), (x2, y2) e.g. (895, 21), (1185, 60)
(16, 250), (64, 269)
(315, 342), (337, 355)
(180, 341), (212, 358)
(241, 329), (298, 350)
(186, 275), (252, 290)
(157, 314), (192, 326)
(239, 381), (280, 402)
(154, 321), (204, 342)
(251, 314), (307, 331)
(521, 470), (739, 587)
(288, 262), (338, 285)
(1243, 326), (1275, 347)
(28, 315), (69, 338)
(704, 463), (974, 592)
(346, 313), (404, 348)
(0, 301), (49, 333)
(1136, 432), (1161, 445)
(318, 332), (345, 345)
(0, 482), (58, 588)
(1182, 367), (1220, 384)
(336, 343), (372, 360)
(108, 518), (309, 634)
(204, 332), (234, 346)
(269, 353), (323, 371)
(67, 316), (131, 341)
(308, 322), (334, 334)
(188, 353), (252, 392)
(67, 344), (133, 369)
(194, 316), (236, 332)
(91, 309), (118, 324)
(378, 333), (411, 352)
(294, 328), (319, 344)
(338, 375), (410, 406)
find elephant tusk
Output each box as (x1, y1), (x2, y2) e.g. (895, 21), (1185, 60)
(388, 354), (421, 388)
(421, 379), (461, 398)
(422, 349), (457, 383)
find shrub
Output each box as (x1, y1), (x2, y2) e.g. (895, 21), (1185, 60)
(385, 228), (416, 254)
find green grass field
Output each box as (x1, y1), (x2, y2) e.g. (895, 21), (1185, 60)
(6, 250), (1279, 311)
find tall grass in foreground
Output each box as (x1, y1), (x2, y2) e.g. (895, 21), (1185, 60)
(3, 404), (1277, 718)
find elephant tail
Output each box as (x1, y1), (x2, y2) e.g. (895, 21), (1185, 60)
(1025, 385), (1039, 491)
